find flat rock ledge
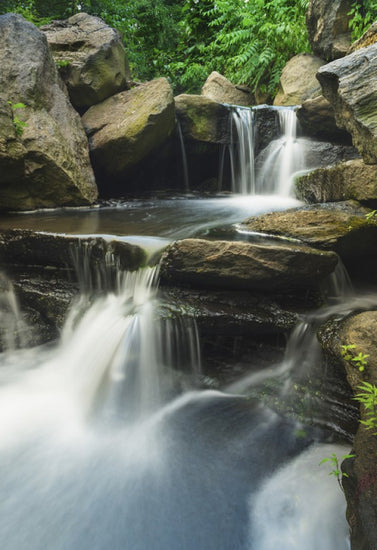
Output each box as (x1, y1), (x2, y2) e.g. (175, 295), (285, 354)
(160, 238), (338, 292)
(295, 159), (377, 205)
(242, 202), (377, 262)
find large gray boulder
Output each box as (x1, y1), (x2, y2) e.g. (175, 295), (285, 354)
(82, 78), (176, 186)
(201, 71), (254, 107)
(42, 13), (130, 111)
(0, 14), (98, 211)
(296, 159), (377, 204)
(175, 94), (230, 143)
(242, 202), (377, 263)
(306, 0), (353, 61)
(273, 54), (325, 106)
(317, 43), (377, 164)
(160, 238), (338, 292)
(296, 95), (351, 143)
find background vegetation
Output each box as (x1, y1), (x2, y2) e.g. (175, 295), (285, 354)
(1, 0), (377, 96)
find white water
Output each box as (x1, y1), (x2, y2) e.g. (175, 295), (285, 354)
(249, 443), (351, 550)
(229, 107), (256, 194)
(0, 256), (353, 549)
(256, 108), (308, 196)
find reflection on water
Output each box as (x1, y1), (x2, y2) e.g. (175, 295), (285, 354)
(0, 195), (302, 240)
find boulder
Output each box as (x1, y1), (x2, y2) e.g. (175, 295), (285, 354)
(319, 311), (377, 550)
(160, 238), (338, 292)
(201, 71), (254, 107)
(350, 21), (377, 52)
(0, 14), (98, 211)
(273, 54), (325, 106)
(175, 94), (231, 143)
(0, 229), (146, 274)
(296, 159), (377, 204)
(317, 43), (377, 164)
(42, 12), (130, 111)
(82, 78), (176, 187)
(306, 0), (353, 60)
(296, 95), (352, 143)
(242, 202), (377, 263)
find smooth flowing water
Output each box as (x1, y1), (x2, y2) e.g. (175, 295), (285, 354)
(0, 104), (356, 549)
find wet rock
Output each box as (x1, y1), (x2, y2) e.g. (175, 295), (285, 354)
(273, 54), (325, 106)
(296, 95), (352, 143)
(82, 78), (176, 188)
(160, 238), (338, 292)
(42, 13), (130, 111)
(306, 0), (353, 61)
(320, 311), (377, 550)
(175, 94), (231, 144)
(0, 229), (146, 274)
(201, 71), (254, 107)
(303, 140), (359, 169)
(0, 14), (97, 211)
(317, 43), (377, 164)
(242, 202), (377, 265)
(296, 159), (377, 205)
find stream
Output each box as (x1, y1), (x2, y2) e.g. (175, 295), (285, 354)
(0, 107), (356, 549)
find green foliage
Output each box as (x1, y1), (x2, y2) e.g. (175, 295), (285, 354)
(8, 101), (27, 136)
(319, 452), (355, 492)
(366, 209), (377, 223)
(341, 344), (369, 372)
(354, 381), (377, 434)
(348, 1), (377, 41)
(1, 0), (312, 95)
(173, 0), (311, 95)
(55, 59), (70, 68)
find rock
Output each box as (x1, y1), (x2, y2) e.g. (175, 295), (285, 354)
(253, 106), (281, 154)
(296, 95), (352, 143)
(0, 98), (27, 185)
(304, 141), (360, 169)
(175, 94), (231, 143)
(201, 71), (254, 107)
(82, 78), (176, 187)
(317, 43), (377, 164)
(321, 311), (377, 550)
(296, 159), (377, 204)
(160, 238), (338, 292)
(306, 0), (353, 61)
(0, 14), (97, 211)
(42, 12), (130, 111)
(273, 54), (325, 106)
(242, 201), (377, 262)
(350, 21), (377, 52)
(0, 229), (146, 273)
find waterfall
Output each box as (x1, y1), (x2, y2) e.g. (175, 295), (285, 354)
(0, 243), (352, 549)
(256, 107), (307, 196)
(228, 107), (256, 194)
(228, 105), (307, 197)
(0, 272), (31, 350)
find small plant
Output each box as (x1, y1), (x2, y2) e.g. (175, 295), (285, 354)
(354, 382), (377, 435)
(348, 1), (377, 41)
(8, 101), (27, 136)
(341, 344), (369, 372)
(366, 210), (377, 223)
(56, 59), (70, 68)
(319, 452), (355, 492)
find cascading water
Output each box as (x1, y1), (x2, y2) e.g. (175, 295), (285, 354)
(0, 239), (353, 549)
(228, 107), (256, 194)
(228, 105), (308, 196)
(256, 107), (307, 196)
